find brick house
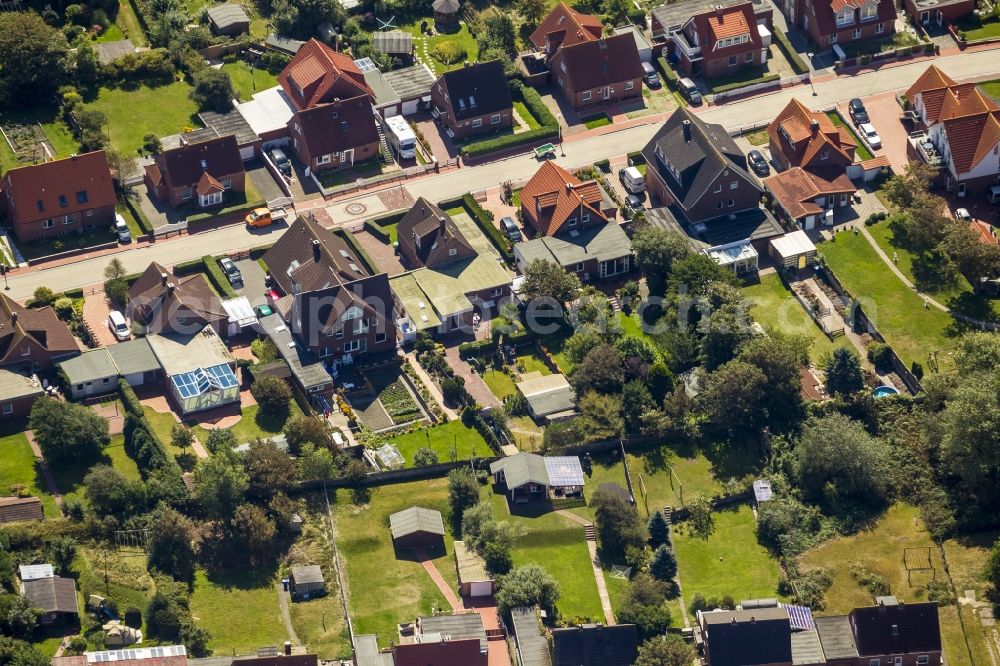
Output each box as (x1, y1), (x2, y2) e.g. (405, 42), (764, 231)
(764, 166), (856, 229)
(903, 0), (974, 26)
(278, 38), (374, 112)
(397, 197), (477, 269)
(0, 151), (116, 242)
(127, 262), (228, 336)
(904, 65), (1000, 198)
(144, 135), (245, 208)
(262, 215), (396, 363)
(651, 0), (773, 42)
(514, 161), (632, 283)
(288, 95), (379, 173)
(531, 4), (643, 110)
(779, 0), (896, 49)
(673, 3), (770, 78)
(0, 293), (78, 376)
(430, 60), (513, 141)
(768, 98), (857, 171)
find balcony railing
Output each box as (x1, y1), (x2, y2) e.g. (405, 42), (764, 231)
(908, 132), (944, 168)
(670, 30), (702, 59)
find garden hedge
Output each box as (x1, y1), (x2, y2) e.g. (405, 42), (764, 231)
(460, 81), (559, 158)
(363, 208), (407, 244)
(172, 258), (204, 276)
(709, 73), (780, 95)
(627, 151), (646, 166)
(462, 193), (514, 262)
(203, 255), (238, 299)
(125, 198), (154, 235)
(656, 56), (679, 91)
(774, 27), (809, 74)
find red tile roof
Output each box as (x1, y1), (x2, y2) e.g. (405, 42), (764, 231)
(529, 2), (603, 51)
(195, 172), (224, 196)
(768, 98), (856, 167)
(278, 38), (373, 111)
(808, 0), (896, 38)
(0, 294), (78, 369)
(291, 95), (379, 159)
(765, 166), (856, 220)
(942, 111), (1000, 174)
(152, 135), (243, 191)
(0, 151), (116, 226)
(552, 33), (643, 94)
(520, 161), (607, 236)
(394, 638), (487, 666)
(705, 3), (754, 41)
(905, 64), (957, 99)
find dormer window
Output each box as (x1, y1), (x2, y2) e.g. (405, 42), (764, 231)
(821, 150), (829, 160)
(342, 306), (362, 321)
(59, 195), (67, 208)
(75, 191), (88, 204)
(836, 8), (854, 26)
(861, 1), (878, 20)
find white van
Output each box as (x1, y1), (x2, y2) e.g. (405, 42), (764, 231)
(108, 310), (131, 341)
(619, 166), (646, 194)
(384, 116), (417, 160)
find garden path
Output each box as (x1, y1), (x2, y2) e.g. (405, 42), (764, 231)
(412, 547), (462, 611)
(274, 581), (302, 646)
(404, 352), (458, 420)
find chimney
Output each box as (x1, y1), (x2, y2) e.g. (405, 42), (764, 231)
(683, 119), (692, 141)
(810, 119), (819, 134)
(438, 215), (447, 233)
(312, 238), (322, 261)
(716, 4), (724, 14)
(10, 311), (17, 326)
(750, 616), (756, 623)
(160, 271), (169, 286)
(166, 282), (175, 295)
(283, 641), (292, 656)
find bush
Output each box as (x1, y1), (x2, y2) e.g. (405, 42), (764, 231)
(413, 447), (438, 466)
(774, 27), (809, 74)
(462, 193), (513, 262)
(431, 40), (467, 64)
(32, 287), (55, 306)
(441, 377), (464, 403)
(202, 256), (237, 299)
(850, 562), (890, 596)
(655, 56), (678, 91)
(867, 342), (894, 371)
(594, 159), (610, 172)
(125, 198), (154, 234)
(627, 151), (645, 166)
(709, 73), (780, 95)
(251, 376), (292, 415)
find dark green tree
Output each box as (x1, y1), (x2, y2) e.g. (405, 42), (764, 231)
(29, 397), (110, 463)
(495, 564), (560, 618)
(250, 376), (292, 416)
(649, 543), (677, 581)
(448, 468), (480, 529)
(147, 506), (197, 582)
(825, 348), (864, 397)
(592, 485), (646, 558)
(191, 68), (236, 112)
(647, 511), (669, 547)
(0, 12), (70, 103)
(571, 344), (624, 395)
(634, 634), (696, 666)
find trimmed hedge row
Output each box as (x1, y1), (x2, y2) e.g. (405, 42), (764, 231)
(119, 380), (185, 480)
(172, 258), (204, 276)
(203, 255), (238, 299)
(710, 73), (780, 95)
(460, 81), (558, 159)
(124, 198), (154, 235)
(458, 328), (534, 358)
(627, 151), (646, 166)
(774, 27), (809, 75)
(656, 56), (679, 91)
(462, 193), (514, 263)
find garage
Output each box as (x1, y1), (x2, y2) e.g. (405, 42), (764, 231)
(108, 338), (162, 389)
(402, 99), (420, 115)
(455, 540), (494, 598)
(383, 65), (436, 118)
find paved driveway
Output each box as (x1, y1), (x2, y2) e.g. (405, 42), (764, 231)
(246, 160), (285, 203)
(82, 289), (119, 347)
(233, 258), (269, 306)
(854, 92), (908, 173)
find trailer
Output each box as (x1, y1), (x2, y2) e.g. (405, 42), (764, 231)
(384, 116), (417, 160)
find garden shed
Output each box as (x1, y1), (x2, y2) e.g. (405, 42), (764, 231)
(373, 31), (413, 63)
(59, 348), (119, 399)
(769, 230), (818, 269)
(389, 506), (445, 550)
(289, 564), (325, 599)
(516, 373), (577, 422)
(454, 540), (493, 597)
(207, 3), (250, 35)
(0, 497), (44, 524)
(432, 0), (461, 26)
(20, 575), (78, 624)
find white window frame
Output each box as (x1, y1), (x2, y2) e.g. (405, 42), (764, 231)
(491, 114), (501, 124)
(575, 262), (585, 272)
(472, 118), (482, 128)
(490, 288), (504, 297)
(624, 81), (634, 91)
(875, 21), (884, 33)
(2, 404), (11, 415)
(829, 33), (838, 44)
(745, 52), (754, 62)
(729, 55), (738, 66)
(317, 154), (331, 165)
(43, 219), (53, 229)
(730, 181), (738, 189)
(582, 213), (590, 223)
(853, 27), (862, 39)
(344, 338), (366, 353)
(869, 660), (880, 666)
(728, 198), (735, 207)
(375, 332), (387, 343)
(222, 179), (232, 189)
(582, 90), (592, 101)
(567, 217), (577, 226)
(861, 1), (878, 20)
(713, 183), (722, 193)
(836, 8), (854, 26)
(181, 188), (192, 200)
(62, 215), (73, 225)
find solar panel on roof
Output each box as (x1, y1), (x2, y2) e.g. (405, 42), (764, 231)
(544, 456), (584, 487)
(354, 57), (378, 72)
(781, 603), (815, 631)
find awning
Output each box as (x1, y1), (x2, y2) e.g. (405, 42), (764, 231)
(221, 296), (257, 327)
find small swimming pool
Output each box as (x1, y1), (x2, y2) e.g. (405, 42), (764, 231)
(873, 385), (900, 398)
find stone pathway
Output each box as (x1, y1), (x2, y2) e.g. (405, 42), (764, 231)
(274, 581), (302, 646)
(24, 431), (63, 511)
(404, 352), (458, 421)
(412, 547), (462, 611)
(556, 510), (615, 626)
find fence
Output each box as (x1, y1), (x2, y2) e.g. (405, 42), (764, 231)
(670, 489), (754, 522)
(706, 73), (809, 104)
(153, 221), (187, 239)
(313, 158), (459, 199)
(834, 42), (936, 70)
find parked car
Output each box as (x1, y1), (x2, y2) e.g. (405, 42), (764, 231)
(108, 310), (131, 341)
(858, 123), (882, 150)
(747, 150), (770, 176)
(114, 213), (131, 243)
(218, 257), (243, 286)
(955, 208), (972, 222)
(500, 216), (522, 242)
(641, 62), (661, 88)
(625, 193), (645, 212)
(269, 147), (291, 176)
(848, 98), (869, 125)
(245, 207), (274, 228)
(678, 77), (702, 105)
(619, 166), (646, 194)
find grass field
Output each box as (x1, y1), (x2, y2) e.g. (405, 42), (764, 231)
(628, 446), (726, 518)
(223, 61), (280, 102)
(482, 369), (517, 400)
(798, 504), (972, 664)
(818, 231), (956, 368)
(582, 114), (611, 130)
(980, 78), (1000, 101)
(673, 504), (785, 601)
(114, 0), (147, 46)
(743, 129), (769, 145)
(0, 427), (60, 517)
(954, 15), (1000, 41)
(388, 420), (490, 466)
(190, 568), (288, 654)
(290, 593), (352, 659)
(743, 273), (855, 366)
(567, 454), (630, 522)
(943, 531), (1000, 664)
(17, 227), (119, 261)
(508, 415), (544, 451)
(514, 101), (541, 131)
(331, 478), (456, 648)
(83, 82), (199, 155)
(403, 23), (479, 76)
(866, 218), (1000, 321)
(192, 401), (304, 448)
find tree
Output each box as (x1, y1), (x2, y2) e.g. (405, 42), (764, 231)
(687, 495), (715, 539)
(622, 380), (654, 433)
(0, 636), (49, 666)
(283, 416), (330, 455)
(939, 372), (1000, 508)
(461, 501), (524, 554)
(634, 634), (696, 666)
(941, 222), (1000, 282)
(205, 428), (237, 454)
(571, 344), (624, 395)
(631, 226), (690, 294)
(699, 360), (768, 437)
(230, 503), (277, 567)
(298, 443), (336, 481)
(32, 287), (55, 306)
(104, 258), (127, 281)
(191, 68), (236, 112)
(737, 335), (805, 432)
(578, 391), (624, 441)
(795, 413), (890, 506)
(700, 302), (753, 371)
(521, 258), (581, 304)
(171, 424), (193, 452)
(616, 573), (671, 640)
(592, 485), (646, 557)
(954, 331), (1000, 376)
(667, 253), (737, 297)
(413, 447), (439, 466)
(194, 451), (249, 519)
(273, 0), (345, 39)
(84, 464), (143, 516)
(825, 347), (864, 397)
(243, 439), (297, 497)
(495, 564), (560, 618)
(517, 0), (547, 29)
(250, 376), (292, 415)
(480, 13), (517, 55)
(105, 277), (129, 309)
(3, 596), (40, 638)
(30, 397), (109, 463)
(147, 506), (197, 582)
(142, 133), (162, 154)
(0, 13), (70, 104)
(448, 468), (480, 529)
(49, 536), (77, 575)
(649, 543), (677, 581)
(647, 511), (669, 547)
(882, 162), (939, 211)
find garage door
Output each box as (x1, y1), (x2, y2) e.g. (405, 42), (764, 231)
(402, 99), (419, 116)
(124, 372), (145, 387)
(470, 581), (493, 597)
(382, 105), (398, 118)
(239, 146), (255, 161)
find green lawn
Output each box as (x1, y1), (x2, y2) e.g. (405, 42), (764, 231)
(289, 593), (352, 659)
(190, 568), (288, 654)
(94, 22), (126, 42)
(516, 350), (553, 375)
(582, 114), (611, 130)
(743, 129), (769, 146)
(0, 427), (60, 518)
(743, 273), (854, 366)
(83, 82), (199, 155)
(488, 492), (605, 621)
(332, 478), (456, 648)
(114, 0), (148, 46)
(867, 218), (1000, 321)
(628, 446), (725, 517)
(673, 504), (785, 601)
(514, 101), (541, 131)
(223, 61), (280, 102)
(508, 415), (544, 451)
(826, 112), (873, 160)
(387, 420), (490, 466)
(617, 311), (657, 342)
(942, 530), (1000, 665)
(483, 369), (518, 400)
(16, 227), (119, 261)
(819, 232), (956, 368)
(73, 546), (154, 648)
(979, 78), (1000, 102)
(316, 159), (383, 188)
(105, 434), (142, 480)
(403, 22), (479, 76)
(954, 14), (1000, 41)
(841, 31), (921, 58)
(191, 401), (304, 448)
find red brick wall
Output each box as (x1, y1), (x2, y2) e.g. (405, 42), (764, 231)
(161, 173), (245, 208)
(685, 171), (761, 222)
(702, 47), (766, 78)
(11, 203), (116, 242)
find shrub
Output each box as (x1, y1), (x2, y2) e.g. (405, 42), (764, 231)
(441, 377), (464, 403)
(202, 256), (237, 299)
(655, 56), (679, 91)
(251, 376), (292, 415)
(32, 287), (55, 306)
(126, 198), (153, 234)
(850, 561), (890, 596)
(53, 297), (75, 320)
(867, 342), (894, 371)
(594, 159), (610, 172)
(462, 193), (513, 262)
(709, 73), (780, 95)
(431, 40), (467, 64)
(413, 447), (438, 466)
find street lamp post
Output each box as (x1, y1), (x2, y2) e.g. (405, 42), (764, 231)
(806, 52), (817, 96)
(557, 114), (565, 156)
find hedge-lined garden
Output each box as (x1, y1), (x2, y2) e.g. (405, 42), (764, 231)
(203, 255), (238, 299)
(439, 194), (514, 263)
(460, 81), (558, 159)
(774, 28), (809, 75)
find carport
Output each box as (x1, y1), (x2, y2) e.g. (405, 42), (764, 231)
(221, 297), (258, 337)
